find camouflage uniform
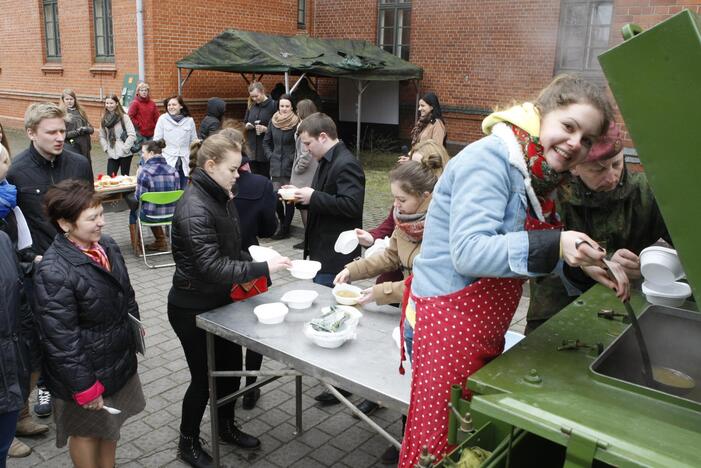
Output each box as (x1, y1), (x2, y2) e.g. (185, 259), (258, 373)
(526, 168), (669, 333)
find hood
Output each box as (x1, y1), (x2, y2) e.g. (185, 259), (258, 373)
(206, 97), (226, 118)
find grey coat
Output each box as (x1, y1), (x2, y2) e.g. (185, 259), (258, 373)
(263, 124), (296, 180)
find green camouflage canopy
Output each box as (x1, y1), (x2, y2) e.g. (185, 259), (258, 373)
(177, 29), (423, 81)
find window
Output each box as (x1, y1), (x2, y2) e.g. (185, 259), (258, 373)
(43, 0), (61, 61)
(93, 0), (114, 61)
(298, 0), (306, 28)
(555, 0), (613, 78)
(378, 0), (411, 61)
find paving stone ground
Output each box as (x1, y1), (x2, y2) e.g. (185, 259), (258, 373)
(6, 131), (529, 467)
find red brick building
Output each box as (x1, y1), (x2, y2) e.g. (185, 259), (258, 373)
(1, 0), (699, 148)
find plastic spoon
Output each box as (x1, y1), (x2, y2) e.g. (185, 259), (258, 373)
(103, 406), (122, 415)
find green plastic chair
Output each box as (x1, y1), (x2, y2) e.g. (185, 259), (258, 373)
(137, 190), (184, 269)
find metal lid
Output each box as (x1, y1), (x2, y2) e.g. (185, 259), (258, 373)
(599, 10), (701, 305)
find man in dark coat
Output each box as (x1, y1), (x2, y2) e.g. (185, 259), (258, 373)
(6, 102), (93, 429)
(294, 112), (365, 287)
(198, 97), (226, 140)
(526, 124), (670, 333)
(8, 103), (94, 255)
(243, 82), (276, 177)
(293, 112), (365, 405)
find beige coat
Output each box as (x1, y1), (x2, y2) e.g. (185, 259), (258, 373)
(345, 196), (431, 305)
(418, 119), (446, 146)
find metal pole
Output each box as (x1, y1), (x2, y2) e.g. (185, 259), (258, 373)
(324, 383), (401, 449)
(355, 80), (369, 158)
(205, 333), (220, 468)
(284, 72), (290, 93)
(177, 68), (182, 96)
(135, 0), (145, 81)
(295, 376), (303, 434)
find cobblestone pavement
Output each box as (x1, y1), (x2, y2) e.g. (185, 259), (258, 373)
(7, 133), (529, 467)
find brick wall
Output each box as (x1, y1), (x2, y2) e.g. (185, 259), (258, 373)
(0, 0), (308, 131)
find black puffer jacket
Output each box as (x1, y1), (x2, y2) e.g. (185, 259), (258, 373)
(198, 97), (226, 140)
(263, 124), (296, 179)
(7, 143), (93, 255)
(0, 232), (32, 414)
(170, 168), (269, 310)
(33, 234), (139, 402)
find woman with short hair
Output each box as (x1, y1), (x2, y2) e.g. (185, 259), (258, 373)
(33, 179), (145, 468)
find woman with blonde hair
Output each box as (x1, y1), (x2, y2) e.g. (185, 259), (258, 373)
(168, 134), (290, 465)
(59, 89), (94, 165)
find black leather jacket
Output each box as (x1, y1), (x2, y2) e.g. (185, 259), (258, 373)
(33, 234), (139, 401)
(170, 168), (269, 310)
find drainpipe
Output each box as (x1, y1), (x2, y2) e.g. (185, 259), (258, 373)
(136, 0), (145, 81)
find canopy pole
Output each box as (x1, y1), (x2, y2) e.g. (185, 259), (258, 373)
(179, 69), (194, 95)
(289, 73), (307, 94)
(177, 68), (182, 95)
(284, 72), (290, 93)
(240, 73), (251, 85)
(355, 80), (370, 158)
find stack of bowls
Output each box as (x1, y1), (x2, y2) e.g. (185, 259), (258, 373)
(639, 246), (691, 307)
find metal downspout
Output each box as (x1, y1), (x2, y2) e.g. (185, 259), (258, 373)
(136, 0), (145, 81)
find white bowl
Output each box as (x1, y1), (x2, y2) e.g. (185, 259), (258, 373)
(303, 318), (357, 349)
(642, 281), (691, 307)
(334, 230), (359, 255)
(278, 188), (297, 201)
(288, 260), (322, 280)
(248, 245), (280, 262)
(640, 246), (685, 285)
(253, 302), (289, 324)
(280, 290), (319, 310)
(332, 284), (363, 305)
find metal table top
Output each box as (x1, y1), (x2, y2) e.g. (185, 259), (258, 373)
(196, 280), (411, 414)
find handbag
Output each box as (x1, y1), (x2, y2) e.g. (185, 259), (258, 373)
(230, 276), (268, 301)
(120, 118), (143, 154)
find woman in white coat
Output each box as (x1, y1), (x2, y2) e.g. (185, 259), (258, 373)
(154, 96), (198, 187)
(99, 95), (136, 176)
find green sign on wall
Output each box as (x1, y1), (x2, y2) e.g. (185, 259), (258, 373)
(121, 73), (140, 109)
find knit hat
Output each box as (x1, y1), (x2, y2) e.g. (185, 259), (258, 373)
(586, 122), (622, 162)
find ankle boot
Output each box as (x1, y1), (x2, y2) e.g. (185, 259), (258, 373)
(270, 224), (290, 240)
(219, 419), (261, 449)
(128, 224), (143, 256)
(177, 434), (213, 468)
(145, 226), (168, 252)
(15, 401), (48, 436)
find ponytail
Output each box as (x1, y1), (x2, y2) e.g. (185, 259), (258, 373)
(189, 134), (241, 173)
(410, 139), (450, 178)
(389, 160), (438, 196)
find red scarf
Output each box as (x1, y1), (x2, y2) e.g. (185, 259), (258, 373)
(70, 239), (112, 271)
(393, 207), (426, 243)
(509, 125), (567, 224)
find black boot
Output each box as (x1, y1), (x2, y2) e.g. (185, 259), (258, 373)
(271, 224), (290, 240)
(219, 419), (261, 449)
(177, 434), (213, 468)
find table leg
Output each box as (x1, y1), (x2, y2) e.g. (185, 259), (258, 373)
(295, 375), (303, 435)
(206, 332), (220, 467)
(323, 383), (401, 449)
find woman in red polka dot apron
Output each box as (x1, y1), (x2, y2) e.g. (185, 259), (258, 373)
(399, 76), (628, 468)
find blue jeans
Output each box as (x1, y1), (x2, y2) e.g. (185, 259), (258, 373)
(0, 410), (19, 468)
(313, 272), (335, 289)
(403, 318), (414, 362)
